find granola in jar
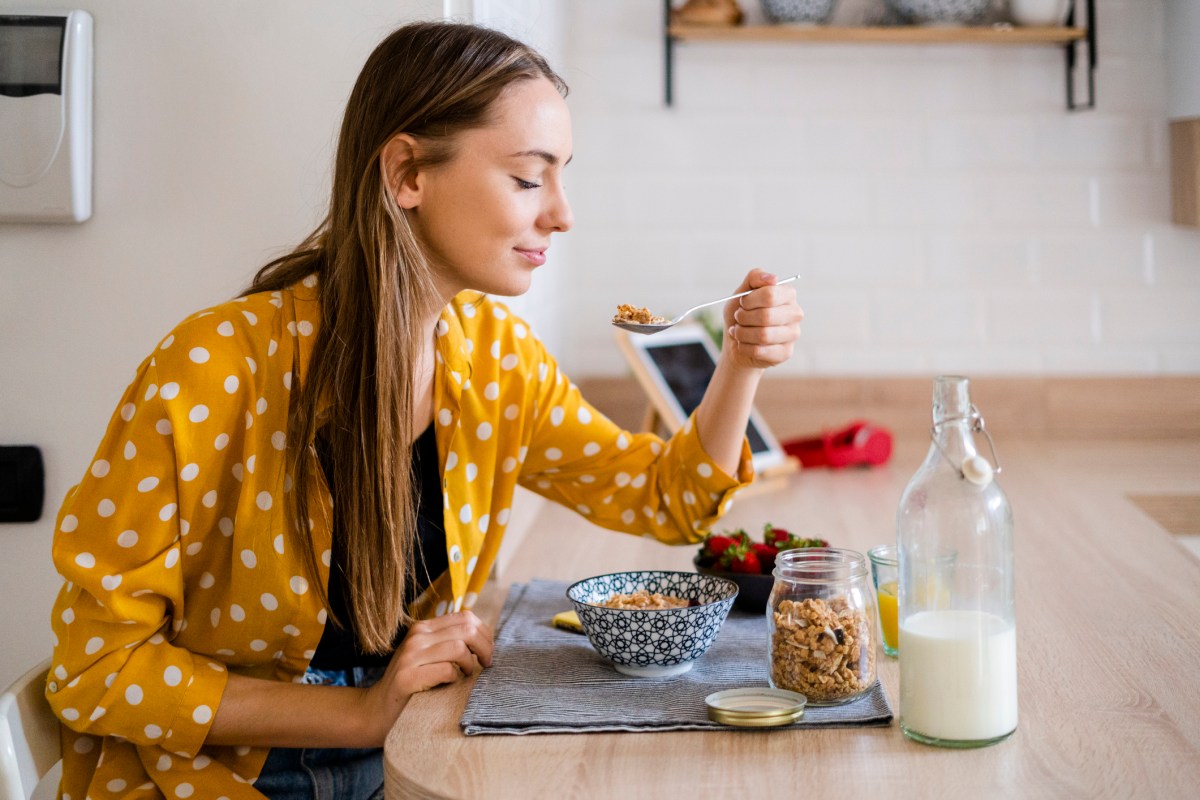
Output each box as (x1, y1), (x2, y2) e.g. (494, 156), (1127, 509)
(767, 548), (877, 704)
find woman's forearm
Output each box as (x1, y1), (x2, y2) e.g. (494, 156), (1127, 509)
(694, 357), (764, 477)
(207, 671), (390, 749)
(693, 269), (802, 475)
(206, 612), (492, 750)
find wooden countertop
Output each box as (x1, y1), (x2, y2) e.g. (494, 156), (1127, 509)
(384, 438), (1200, 799)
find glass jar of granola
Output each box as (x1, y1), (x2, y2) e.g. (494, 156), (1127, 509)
(767, 548), (877, 705)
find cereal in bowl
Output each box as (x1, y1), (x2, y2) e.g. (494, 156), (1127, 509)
(600, 590), (690, 610)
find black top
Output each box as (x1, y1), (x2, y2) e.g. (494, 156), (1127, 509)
(307, 423), (447, 669)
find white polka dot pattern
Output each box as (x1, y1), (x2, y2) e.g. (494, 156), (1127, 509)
(47, 282), (751, 798)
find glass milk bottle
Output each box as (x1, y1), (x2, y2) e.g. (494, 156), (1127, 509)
(896, 375), (1017, 748)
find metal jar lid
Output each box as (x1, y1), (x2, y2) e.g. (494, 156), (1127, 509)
(705, 688), (807, 728)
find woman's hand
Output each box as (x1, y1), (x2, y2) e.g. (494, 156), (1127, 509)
(359, 611), (494, 742)
(722, 269), (803, 372)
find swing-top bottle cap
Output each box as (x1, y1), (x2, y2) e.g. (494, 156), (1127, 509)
(962, 455), (995, 486)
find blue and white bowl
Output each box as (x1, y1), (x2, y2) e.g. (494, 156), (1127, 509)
(883, 0), (991, 24)
(760, 0), (838, 25)
(567, 571), (738, 678)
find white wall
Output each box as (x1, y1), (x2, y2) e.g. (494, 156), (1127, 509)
(1165, 0), (1200, 118)
(465, 0), (571, 350)
(0, 0), (566, 687)
(2, 0), (1198, 686)
(562, 0), (1200, 375)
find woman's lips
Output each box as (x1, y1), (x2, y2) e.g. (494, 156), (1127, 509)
(514, 248), (547, 266)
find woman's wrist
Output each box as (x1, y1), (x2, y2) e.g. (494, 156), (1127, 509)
(357, 678), (411, 746)
(715, 346), (766, 390)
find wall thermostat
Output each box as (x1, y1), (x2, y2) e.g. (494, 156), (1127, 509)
(0, 10), (93, 223)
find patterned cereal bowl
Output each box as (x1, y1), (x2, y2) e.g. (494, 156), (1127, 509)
(566, 571), (738, 678)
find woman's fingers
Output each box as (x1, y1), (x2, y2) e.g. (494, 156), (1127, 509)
(739, 281), (796, 312)
(731, 302), (803, 344)
(450, 615), (494, 667)
(402, 612), (495, 668)
(413, 661), (468, 691)
(726, 271), (803, 366)
(729, 322), (800, 347)
(724, 270), (781, 328)
(388, 613), (496, 696)
(358, 612), (495, 741)
(731, 268), (777, 295)
(403, 638), (481, 679)
(408, 613), (492, 655)
(727, 293), (802, 365)
(726, 329), (797, 355)
(732, 302), (802, 329)
(407, 610), (488, 636)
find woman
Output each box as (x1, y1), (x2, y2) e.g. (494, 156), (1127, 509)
(46, 20), (802, 800)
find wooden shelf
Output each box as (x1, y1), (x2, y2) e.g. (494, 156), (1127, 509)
(668, 23), (1087, 46)
(660, 0), (1098, 110)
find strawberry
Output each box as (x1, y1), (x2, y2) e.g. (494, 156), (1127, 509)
(763, 523), (792, 545)
(697, 531), (740, 567)
(751, 542), (779, 574)
(721, 540), (762, 574)
(700, 534), (734, 566)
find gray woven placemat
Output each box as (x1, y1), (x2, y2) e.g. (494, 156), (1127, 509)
(461, 579), (893, 735)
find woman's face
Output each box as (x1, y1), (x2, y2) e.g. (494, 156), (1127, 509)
(408, 76), (574, 300)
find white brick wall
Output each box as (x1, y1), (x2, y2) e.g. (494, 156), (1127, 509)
(557, 0), (1200, 376)
(465, 0), (570, 354)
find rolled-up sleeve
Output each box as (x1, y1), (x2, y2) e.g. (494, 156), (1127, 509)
(518, 344), (753, 545)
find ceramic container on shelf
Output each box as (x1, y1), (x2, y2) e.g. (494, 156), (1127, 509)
(759, 0), (838, 24)
(1009, 0), (1070, 26)
(882, 0), (992, 25)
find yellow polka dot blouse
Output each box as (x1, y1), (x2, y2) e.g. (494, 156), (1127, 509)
(47, 277), (753, 798)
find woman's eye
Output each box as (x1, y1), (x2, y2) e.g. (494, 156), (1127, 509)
(513, 177), (542, 190)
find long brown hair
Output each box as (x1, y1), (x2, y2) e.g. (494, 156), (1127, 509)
(245, 21), (566, 652)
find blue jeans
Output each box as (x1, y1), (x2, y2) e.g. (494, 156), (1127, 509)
(254, 667), (387, 800)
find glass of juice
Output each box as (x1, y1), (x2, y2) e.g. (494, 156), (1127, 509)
(868, 545), (899, 658)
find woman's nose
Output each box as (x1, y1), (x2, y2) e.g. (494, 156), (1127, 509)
(544, 187), (573, 233)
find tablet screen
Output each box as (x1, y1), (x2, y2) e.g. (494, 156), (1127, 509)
(644, 341), (771, 454)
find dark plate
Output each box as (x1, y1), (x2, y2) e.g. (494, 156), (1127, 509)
(693, 556), (772, 614)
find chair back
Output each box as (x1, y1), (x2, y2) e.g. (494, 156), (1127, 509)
(0, 660), (60, 800)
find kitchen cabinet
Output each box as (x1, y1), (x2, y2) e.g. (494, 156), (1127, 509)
(1171, 122), (1200, 228)
(662, 0), (1096, 111)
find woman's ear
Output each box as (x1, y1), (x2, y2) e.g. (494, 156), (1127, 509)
(380, 134), (423, 209)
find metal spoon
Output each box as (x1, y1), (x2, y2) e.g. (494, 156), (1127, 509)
(611, 274), (799, 335)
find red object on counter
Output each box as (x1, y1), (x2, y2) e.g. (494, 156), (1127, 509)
(783, 420), (893, 469)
